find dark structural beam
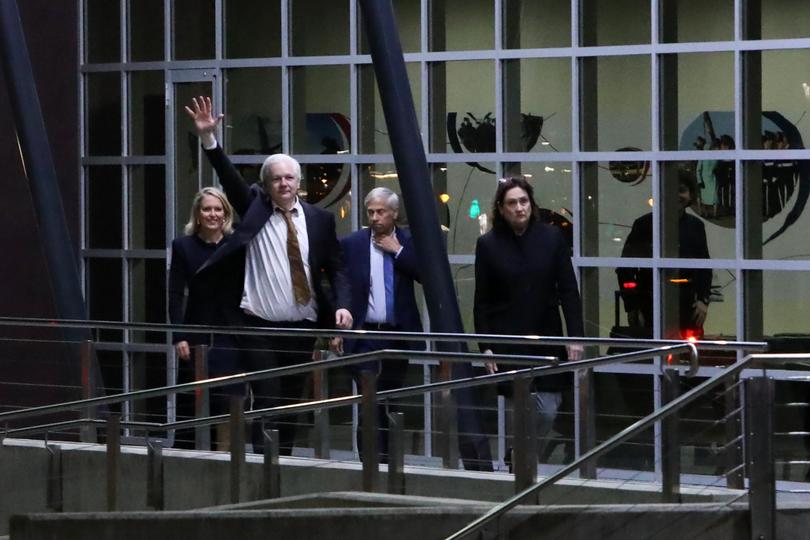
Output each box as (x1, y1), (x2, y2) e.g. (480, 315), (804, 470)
(358, 0), (492, 470)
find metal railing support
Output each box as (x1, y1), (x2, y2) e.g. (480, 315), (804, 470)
(725, 374), (744, 489)
(79, 340), (97, 443)
(194, 345), (211, 450)
(106, 414), (120, 511)
(746, 376), (775, 540)
(146, 438), (164, 510)
(387, 411), (405, 495)
(661, 369), (681, 503)
(263, 428), (281, 499)
(361, 371), (379, 492)
(46, 443), (62, 511)
(512, 375), (537, 498)
(577, 368), (596, 478)
(312, 351), (330, 459)
(229, 396), (245, 504)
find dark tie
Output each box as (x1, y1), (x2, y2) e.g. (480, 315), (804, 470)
(384, 252), (395, 324)
(277, 208), (311, 305)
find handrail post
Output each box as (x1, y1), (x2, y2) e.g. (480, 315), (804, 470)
(746, 376), (775, 540)
(312, 350), (330, 459)
(229, 396), (245, 504)
(512, 375), (537, 497)
(79, 340), (97, 443)
(361, 370), (379, 492)
(263, 428), (281, 499)
(661, 369), (681, 503)
(724, 374), (744, 489)
(106, 414), (120, 511)
(194, 344), (211, 450)
(46, 443), (63, 511)
(146, 438), (164, 510)
(387, 411), (405, 495)
(577, 367), (596, 478)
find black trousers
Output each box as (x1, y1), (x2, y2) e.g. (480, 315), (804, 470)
(239, 313), (317, 455)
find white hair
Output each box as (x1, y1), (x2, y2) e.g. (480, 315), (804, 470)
(364, 186), (400, 211)
(259, 153), (302, 183)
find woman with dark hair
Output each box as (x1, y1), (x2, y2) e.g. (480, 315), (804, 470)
(474, 176), (584, 461)
(169, 186), (241, 449)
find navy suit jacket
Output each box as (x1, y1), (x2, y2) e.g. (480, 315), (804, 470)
(196, 145), (350, 328)
(340, 227), (423, 354)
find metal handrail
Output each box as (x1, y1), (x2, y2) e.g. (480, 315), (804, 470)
(445, 352), (805, 540)
(1, 343), (699, 437)
(0, 315), (768, 351)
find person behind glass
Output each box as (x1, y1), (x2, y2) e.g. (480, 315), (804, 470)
(184, 97), (353, 455)
(474, 176), (584, 461)
(617, 173), (711, 338)
(331, 187), (423, 462)
(168, 187), (242, 450)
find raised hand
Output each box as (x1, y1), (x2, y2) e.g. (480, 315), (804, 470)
(184, 96), (223, 137)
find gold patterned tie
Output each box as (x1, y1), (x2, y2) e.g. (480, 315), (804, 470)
(278, 208), (312, 305)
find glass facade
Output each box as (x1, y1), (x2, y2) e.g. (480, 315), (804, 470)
(80, 1), (810, 455)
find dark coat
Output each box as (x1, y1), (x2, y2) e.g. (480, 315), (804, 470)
(197, 145), (350, 328)
(474, 221), (584, 391)
(340, 227), (423, 354)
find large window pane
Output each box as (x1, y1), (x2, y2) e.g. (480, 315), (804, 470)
(504, 0), (570, 49)
(87, 258), (123, 341)
(225, 68), (282, 155)
(291, 0), (349, 56)
(173, 0), (215, 60)
(85, 0), (120, 63)
(581, 0), (650, 47)
(746, 159), (809, 261)
(225, 0), (281, 58)
(360, 0), (421, 54)
(758, 49), (810, 150)
(763, 271), (810, 337)
(129, 71), (165, 156)
(581, 161), (652, 257)
(129, 0), (163, 61)
(762, 1), (810, 40)
(86, 166), (122, 249)
(430, 60), (495, 153)
(663, 53), (734, 152)
(503, 58), (571, 153)
(130, 165), (166, 250)
(86, 72), (121, 156)
(581, 55), (651, 152)
(130, 259), (166, 344)
(662, 267), (736, 340)
(301, 161), (352, 237)
(660, 0), (733, 43)
(358, 63), (421, 154)
(429, 0), (494, 51)
(290, 65), (351, 154)
(434, 162), (495, 256)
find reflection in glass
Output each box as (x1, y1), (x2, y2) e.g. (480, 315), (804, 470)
(129, 71), (165, 156)
(291, 0), (349, 56)
(225, 0), (281, 58)
(225, 68), (282, 155)
(663, 53), (734, 152)
(173, 0), (214, 60)
(86, 166), (122, 249)
(451, 263), (476, 334)
(581, 55), (650, 151)
(358, 64), (420, 154)
(290, 66), (350, 155)
(431, 61), (495, 153)
(581, 0), (650, 46)
(130, 166), (165, 250)
(429, 0), (493, 51)
(660, 0), (733, 43)
(435, 162), (495, 255)
(130, 0), (163, 61)
(360, 0), (420, 53)
(86, 72), (121, 156)
(761, 50), (810, 148)
(302, 165), (353, 238)
(86, 0), (120, 63)
(504, 0), (570, 49)
(503, 58), (571, 153)
(580, 161), (652, 257)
